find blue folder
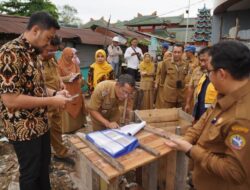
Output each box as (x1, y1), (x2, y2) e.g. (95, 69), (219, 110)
(86, 129), (139, 158)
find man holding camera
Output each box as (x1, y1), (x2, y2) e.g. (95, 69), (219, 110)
(124, 38), (143, 81)
(160, 43), (189, 109)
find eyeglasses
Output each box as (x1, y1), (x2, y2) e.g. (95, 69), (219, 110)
(207, 67), (224, 75)
(207, 69), (216, 75)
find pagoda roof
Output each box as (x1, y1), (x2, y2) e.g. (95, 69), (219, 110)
(125, 13), (196, 26)
(82, 17), (108, 28)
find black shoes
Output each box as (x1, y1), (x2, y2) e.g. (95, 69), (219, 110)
(53, 155), (75, 166)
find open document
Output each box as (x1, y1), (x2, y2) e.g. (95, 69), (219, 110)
(114, 121), (146, 136)
(68, 73), (81, 82)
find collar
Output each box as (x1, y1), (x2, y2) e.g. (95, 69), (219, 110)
(19, 34), (40, 55)
(217, 80), (250, 111)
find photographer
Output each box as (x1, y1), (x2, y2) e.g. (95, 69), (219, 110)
(124, 38), (143, 81)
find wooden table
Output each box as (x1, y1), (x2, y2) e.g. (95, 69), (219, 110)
(69, 129), (173, 190)
(69, 108), (191, 190)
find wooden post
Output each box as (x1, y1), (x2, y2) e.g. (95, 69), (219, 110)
(141, 160), (158, 190)
(174, 126), (188, 190)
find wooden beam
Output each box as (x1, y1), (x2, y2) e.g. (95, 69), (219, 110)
(139, 144), (160, 157)
(76, 133), (125, 173)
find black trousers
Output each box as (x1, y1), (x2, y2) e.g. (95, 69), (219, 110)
(11, 131), (51, 190)
(126, 68), (140, 81)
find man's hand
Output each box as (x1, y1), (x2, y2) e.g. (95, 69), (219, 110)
(184, 104), (191, 113)
(105, 122), (120, 129)
(51, 95), (72, 109)
(56, 89), (70, 98)
(165, 136), (193, 153)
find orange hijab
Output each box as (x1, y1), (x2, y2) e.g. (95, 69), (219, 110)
(58, 47), (78, 76)
(90, 49), (113, 87)
(58, 47), (82, 118)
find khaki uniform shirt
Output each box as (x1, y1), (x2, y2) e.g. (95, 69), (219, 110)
(0, 36), (48, 141)
(188, 66), (204, 89)
(160, 58), (189, 103)
(185, 56), (199, 85)
(88, 80), (122, 130)
(41, 58), (61, 91)
(184, 80), (250, 190)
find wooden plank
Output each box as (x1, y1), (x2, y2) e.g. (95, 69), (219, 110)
(157, 155), (168, 190)
(76, 132), (125, 172)
(166, 151), (177, 190)
(174, 151), (188, 190)
(141, 160), (158, 190)
(139, 144), (160, 157)
(135, 108), (179, 123)
(107, 178), (120, 190)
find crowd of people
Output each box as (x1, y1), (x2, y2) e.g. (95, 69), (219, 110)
(0, 11), (249, 190)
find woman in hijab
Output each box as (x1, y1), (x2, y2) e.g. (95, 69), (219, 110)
(139, 53), (155, 110)
(58, 47), (87, 133)
(87, 49), (114, 94)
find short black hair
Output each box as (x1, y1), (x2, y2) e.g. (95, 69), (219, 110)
(209, 41), (250, 80)
(198, 46), (210, 57)
(173, 43), (184, 51)
(27, 11), (60, 30)
(50, 35), (61, 46)
(130, 38), (138, 44)
(117, 74), (135, 87)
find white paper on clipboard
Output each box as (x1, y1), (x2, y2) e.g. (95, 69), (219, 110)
(113, 121), (146, 136)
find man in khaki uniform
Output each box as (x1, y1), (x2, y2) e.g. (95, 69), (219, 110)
(185, 47), (210, 114)
(40, 36), (74, 165)
(166, 41), (250, 190)
(160, 44), (189, 109)
(88, 74), (135, 131)
(155, 43), (172, 108)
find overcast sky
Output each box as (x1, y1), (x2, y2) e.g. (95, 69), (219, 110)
(51, 0), (214, 23)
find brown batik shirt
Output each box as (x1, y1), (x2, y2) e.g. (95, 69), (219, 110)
(0, 35), (48, 141)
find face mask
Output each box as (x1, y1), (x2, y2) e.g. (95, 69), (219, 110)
(72, 56), (80, 65)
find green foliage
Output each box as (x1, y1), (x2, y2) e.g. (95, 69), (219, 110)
(58, 5), (82, 26)
(0, 0), (59, 19)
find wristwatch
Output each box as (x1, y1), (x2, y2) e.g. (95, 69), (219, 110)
(52, 91), (57, 96)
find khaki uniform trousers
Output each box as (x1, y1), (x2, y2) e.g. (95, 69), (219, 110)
(48, 107), (68, 157)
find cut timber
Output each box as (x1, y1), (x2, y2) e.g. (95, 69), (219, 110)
(139, 144), (160, 157)
(76, 132), (125, 172)
(135, 108), (193, 123)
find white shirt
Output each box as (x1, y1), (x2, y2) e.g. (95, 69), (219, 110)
(124, 46), (143, 69)
(107, 45), (123, 63)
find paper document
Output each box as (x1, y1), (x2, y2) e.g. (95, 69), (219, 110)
(114, 121), (146, 136)
(68, 73), (81, 82)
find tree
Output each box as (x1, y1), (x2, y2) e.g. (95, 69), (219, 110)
(58, 5), (82, 26)
(0, 0), (59, 19)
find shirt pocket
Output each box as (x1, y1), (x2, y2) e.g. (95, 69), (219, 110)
(101, 102), (112, 110)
